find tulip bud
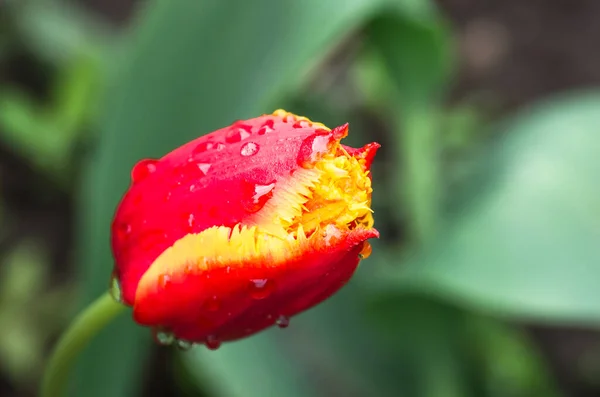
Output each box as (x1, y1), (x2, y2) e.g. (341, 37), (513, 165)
(110, 110), (379, 349)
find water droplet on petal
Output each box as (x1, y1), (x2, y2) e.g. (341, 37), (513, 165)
(358, 242), (372, 259)
(205, 335), (221, 350)
(109, 271), (122, 303)
(192, 141), (214, 155)
(248, 278), (275, 300)
(276, 315), (289, 328)
(197, 163), (211, 174)
(204, 295), (220, 312)
(115, 223), (132, 241)
(240, 142), (259, 157)
(226, 127), (251, 143)
(241, 182), (275, 213)
(131, 159), (158, 182)
(158, 274), (171, 289)
(257, 120), (275, 135)
(152, 327), (175, 346)
(176, 339), (194, 351)
(293, 120), (311, 129)
(187, 213), (195, 229)
(214, 142), (225, 151)
(297, 131), (333, 168)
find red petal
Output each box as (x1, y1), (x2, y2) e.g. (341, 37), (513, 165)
(133, 227), (378, 344)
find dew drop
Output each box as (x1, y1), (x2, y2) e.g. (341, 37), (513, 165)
(241, 182), (275, 213)
(152, 327), (175, 346)
(248, 278), (275, 300)
(176, 339), (194, 351)
(240, 142), (259, 157)
(358, 242), (372, 259)
(158, 273), (171, 289)
(257, 126), (273, 135)
(131, 159), (158, 182)
(197, 162), (211, 174)
(204, 295), (221, 312)
(115, 223), (132, 241)
(226, 127), (251, 143)
(296, 131), (333, 168)
(214, 142), (226, 151)
(192, 141), (214, 155)
(109, 271), (122, 303)
(293, 120), (311, 129)
(187, 213), (195, 229)
(205, 335), (221, 350)
(275, 315), (289, 328)
(257, 120), (275, 135)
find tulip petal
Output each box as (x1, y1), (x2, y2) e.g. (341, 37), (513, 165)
(134, 224), (378, 343)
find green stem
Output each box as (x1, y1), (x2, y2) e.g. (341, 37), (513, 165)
(41, 292), (126, 397)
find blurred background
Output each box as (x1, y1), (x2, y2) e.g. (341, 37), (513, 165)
(1, 0), (600, 396)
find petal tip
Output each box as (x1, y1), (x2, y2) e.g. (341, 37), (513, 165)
(356, 142), (380, 170)
(331, 123), (349, 140)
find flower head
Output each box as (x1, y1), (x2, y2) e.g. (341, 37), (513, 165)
(110, 110), (379, 349)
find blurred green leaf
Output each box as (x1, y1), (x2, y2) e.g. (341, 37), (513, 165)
(366, 13), (454, 243)
(467, 318), (560, 397)
(368, 288), (559, 397)
(368, 14), (453, 104)
(376, 90), (600, 324)
(0, 90), (70, 173)
(12, 0), (110, 64)
(76, 0), (444, 396)
(0, 54), (101, 184)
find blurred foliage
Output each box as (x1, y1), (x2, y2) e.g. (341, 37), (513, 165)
(0, 0), (107, 186)
(1, 0), (600, 397)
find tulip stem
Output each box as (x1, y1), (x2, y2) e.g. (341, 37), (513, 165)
(41, 292), (126, 397)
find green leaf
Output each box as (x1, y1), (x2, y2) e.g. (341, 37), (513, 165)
(368, 290), (560, 397)
(377, 90), (600, 324)
(0, 90), (70, 173)
(367, 14), (453, 103)
(13, 0), (110, 64)
(365, 13), (454, 242)
(74, 0), (444, 396)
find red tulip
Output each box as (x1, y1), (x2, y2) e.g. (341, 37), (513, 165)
(110, 110), (379, 349)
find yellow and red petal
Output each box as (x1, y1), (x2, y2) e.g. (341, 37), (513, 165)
(133, 224), (378, 345)
(110, 110), (380, 346)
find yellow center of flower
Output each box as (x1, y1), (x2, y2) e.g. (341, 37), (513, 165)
(277, 144), (373, 237)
